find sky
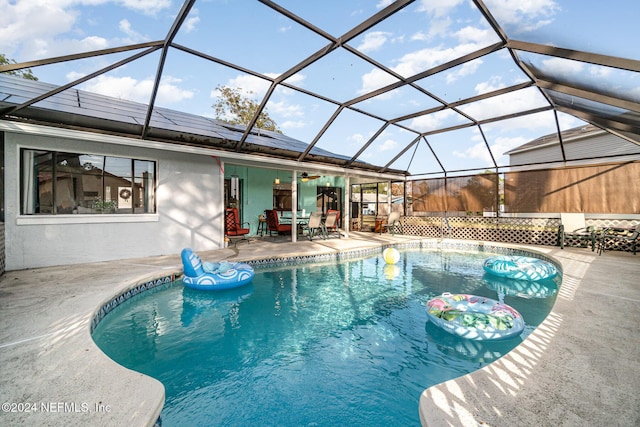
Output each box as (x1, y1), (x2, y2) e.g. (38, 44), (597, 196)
(1, 0), (638, 176)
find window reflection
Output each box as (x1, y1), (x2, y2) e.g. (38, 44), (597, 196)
(21, 149), (156, 215)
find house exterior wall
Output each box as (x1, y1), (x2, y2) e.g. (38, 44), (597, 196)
(4, 130), (224, 271)
(509, 131), (640, 166)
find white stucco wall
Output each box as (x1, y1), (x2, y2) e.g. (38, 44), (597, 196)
(4, 129), (224, 270)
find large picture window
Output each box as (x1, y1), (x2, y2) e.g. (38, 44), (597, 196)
(21, 149), (156, 215)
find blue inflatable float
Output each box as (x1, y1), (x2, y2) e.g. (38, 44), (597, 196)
(483, 255), (557, 282)
(181, 248), (254, 290)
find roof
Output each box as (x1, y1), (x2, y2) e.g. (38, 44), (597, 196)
(0, 74), (390, 173)
(1, 0), (639, 178)
(505, 124), (604, 155)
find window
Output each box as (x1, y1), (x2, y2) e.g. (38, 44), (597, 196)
(273, 182), (292, 212)
(21, 149), (156, 215)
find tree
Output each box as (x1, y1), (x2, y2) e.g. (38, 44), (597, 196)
(0, 54), (38, 80)
(212, 85), (281, 133)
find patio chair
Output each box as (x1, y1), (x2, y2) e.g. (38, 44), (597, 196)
(381, 211), (402, 235)
(558, 213), (595, 251)
(324, 211), (341, 239)
(598, 223), (640, 255)
(326, 209), (341, 229)
(265, 209), (292, 236)
(302, 211), (325, 240)
(225, 208), (251, 245)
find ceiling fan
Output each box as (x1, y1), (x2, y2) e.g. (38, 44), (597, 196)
(300, 172), (321, 181)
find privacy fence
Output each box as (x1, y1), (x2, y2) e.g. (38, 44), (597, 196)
(376, 161), (640, 248)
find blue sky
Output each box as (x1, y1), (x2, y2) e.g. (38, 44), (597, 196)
(1, 0), (638, 175)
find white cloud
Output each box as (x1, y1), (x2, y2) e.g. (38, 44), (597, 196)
(589, 65), (611, 79)
(540, 57), (584, 79)
(155, 76), (195, 104)
(474, 76), (506, 94)
(117, 0), (172, 16)
(461, 112), (561, 164)
(184, 16), (200, 33)
(376, 0), (394, 9)
(453, 25), (497, 46)
(82, 74), (193, 105)
(358, 68), (398, 95)
(119, 19), (144, 40)
(453, 135), (527, 164)
(410, 31), (428, 42)
(66, 71), (85, 82)
(0, 1), (77, 56)
(459, 87), (548, 121)
(556, 112), (582, 130)
(409, 109), (457, 132)
(483, 0), (560, 33)
(628, 85), (640, 101)
(392, 43), (481, 77)
(446, 58), (482, 84)
(412, 0), (464, 39)
(28, 35), (111, 59)
(280, 120), (307, 130)
(416, 0), (464, 17)
(214, 74), (272, 99)
(349, 133), (367, 146)
(378, 138), (398, 151)
(0, 0), (171, 59)
(357, 31), (391, 53)
(268, 100), (304, 118)
(491, 136), (528, 160)
(426, 16), (453, 39)
(282, 73), (306, 87)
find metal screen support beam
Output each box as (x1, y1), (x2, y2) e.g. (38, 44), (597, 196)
(553, 110), (568, 164)
(347, 123), (390, 167)
(380, 135), (421, 173)
(508, 39), (640, 73)
(0, 47), (161, 116)
(0, 41), (164, 74)
(537, 79), (640, 114)
(142, 0), (197, 139)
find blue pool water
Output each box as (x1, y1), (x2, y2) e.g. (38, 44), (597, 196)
(92, 249), (559, 426)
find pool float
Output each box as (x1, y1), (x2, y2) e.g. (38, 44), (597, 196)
(180, 248), (254, 290)
(482, 255), (557, 281)
(426, 293), (525, 340)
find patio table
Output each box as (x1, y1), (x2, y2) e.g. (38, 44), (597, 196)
(279, 214), (311, 236)
(597, 226), (636, 255)
(279, 214), (310, 224)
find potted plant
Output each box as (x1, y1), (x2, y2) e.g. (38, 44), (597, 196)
(93, 197), (117, 213)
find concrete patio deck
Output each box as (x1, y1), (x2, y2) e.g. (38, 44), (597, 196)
(0, 232), (638, 426)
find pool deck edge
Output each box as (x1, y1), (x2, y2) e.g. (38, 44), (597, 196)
(418, 243), (640, 427)
(0, 234), (638, 426)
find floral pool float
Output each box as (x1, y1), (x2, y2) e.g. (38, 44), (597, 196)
(426, 293), (525, 341)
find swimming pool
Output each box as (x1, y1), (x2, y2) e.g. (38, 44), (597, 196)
(92, 248), (559, 426)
